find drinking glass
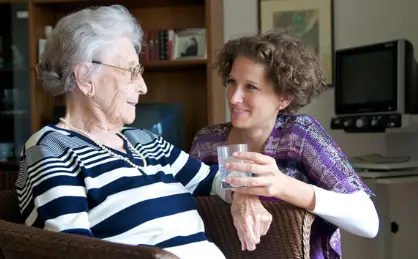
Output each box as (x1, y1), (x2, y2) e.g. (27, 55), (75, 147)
(217, 144), (252, 188)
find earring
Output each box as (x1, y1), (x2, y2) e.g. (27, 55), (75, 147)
(87, 82), (95, 97)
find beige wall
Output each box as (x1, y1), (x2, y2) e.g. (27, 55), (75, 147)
(223, 0), (418, 158)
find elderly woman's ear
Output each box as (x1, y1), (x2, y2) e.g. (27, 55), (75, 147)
(73, 62), (96, 97)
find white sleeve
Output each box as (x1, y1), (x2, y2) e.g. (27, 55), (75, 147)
(210, 171), (227, 202)
(310, 185), (379, 238)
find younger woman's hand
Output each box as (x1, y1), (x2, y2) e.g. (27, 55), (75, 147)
(224, 151), (286, 198)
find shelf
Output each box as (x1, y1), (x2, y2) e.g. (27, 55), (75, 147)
(0, 110), (27, 116)
(143, 59), (206, 71)
(0, 160), (17, 166)
(29, 59), (206, 72)
(0, 68), (29, 73)
(0, 0), (27, 4)
(31, 0), (204, 11)
(27, 0), (225, 149)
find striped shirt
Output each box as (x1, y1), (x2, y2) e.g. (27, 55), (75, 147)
(15, 125), (226, 259)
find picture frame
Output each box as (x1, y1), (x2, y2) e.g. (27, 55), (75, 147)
(172, 29), (207, 60)
(258, 0), (334, 86)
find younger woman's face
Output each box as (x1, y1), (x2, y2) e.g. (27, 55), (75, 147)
(226, 56), (283, 130)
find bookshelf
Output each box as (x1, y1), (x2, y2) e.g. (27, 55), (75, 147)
(27, 0), (225, 151)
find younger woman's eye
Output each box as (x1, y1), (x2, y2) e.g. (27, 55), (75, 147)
(247, 84), (258, 90)
(225, 78), (236, 86)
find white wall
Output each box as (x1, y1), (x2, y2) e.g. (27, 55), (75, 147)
(223, 0), (418, 158)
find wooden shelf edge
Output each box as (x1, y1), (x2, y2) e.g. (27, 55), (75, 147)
(29, 59), (207, 73)
(0, 0), (27, 3)
(31, 0), (80, 3)
(143, 59), (206, 68)
(30, 0), (204, 7)
(0, 160), (17, 165)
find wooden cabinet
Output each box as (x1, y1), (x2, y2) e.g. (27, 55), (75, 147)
(0, 0), (30, 169)
(27, 0), (225, 151)
(0, 170), (17, 190)
(0, 0), (225, 184)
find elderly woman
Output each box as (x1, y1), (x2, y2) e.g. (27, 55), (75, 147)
(190, 31), (380, 258)
(14, 5), (271, 259)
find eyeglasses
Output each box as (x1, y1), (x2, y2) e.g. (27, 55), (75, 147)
(91, 60), (144, 82)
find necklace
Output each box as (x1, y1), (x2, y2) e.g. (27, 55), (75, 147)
(59, 118), (148, 177)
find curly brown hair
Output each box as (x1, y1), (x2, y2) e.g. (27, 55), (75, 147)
(215, 30), (328, 114)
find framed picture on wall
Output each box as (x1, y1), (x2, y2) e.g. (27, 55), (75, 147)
(258, 0), (334, 86)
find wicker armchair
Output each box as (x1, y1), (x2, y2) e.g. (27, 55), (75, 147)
(0, 190), (315, 259)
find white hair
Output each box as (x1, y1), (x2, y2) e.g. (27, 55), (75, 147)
(36, 5), (143, 96)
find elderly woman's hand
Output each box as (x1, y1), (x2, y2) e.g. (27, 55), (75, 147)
(224, 152), (286, 198)
(231, 193), (272, 251)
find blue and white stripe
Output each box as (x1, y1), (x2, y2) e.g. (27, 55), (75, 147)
(15, 125), (226, 259)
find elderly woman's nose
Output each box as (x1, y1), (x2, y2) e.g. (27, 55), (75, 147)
(137, 78), (147, 94)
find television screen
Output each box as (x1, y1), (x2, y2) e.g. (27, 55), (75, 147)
(51, 102), (186, 150)
(130, 102), (185, 150)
